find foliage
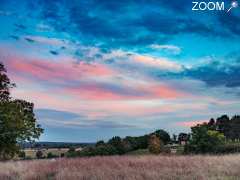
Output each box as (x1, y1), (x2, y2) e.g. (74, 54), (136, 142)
(96, 140), (105, 147)
(205, 115), (240, 140)
(185, 124), (225, 154)
(108, 136), (125, 155)
(215, 142), (240, 154)
(18, 151), (26, 159)
(148, 135), (164, 154)
(36, 150), (43, 159)
(153, 129), (171, 145)
(47, 152), (58, 159)
(66, 147), (78, 157)
(0, 62), (43, 160)
(0, 63), (15, 101)
(178, 133), (190, 143)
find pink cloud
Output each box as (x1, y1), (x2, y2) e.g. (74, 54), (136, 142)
(4, 55), (114, 84)
(64, 83), (184, 101)
(175, 120), (208, 127)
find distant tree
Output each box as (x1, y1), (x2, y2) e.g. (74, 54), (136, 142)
(148, 135), (163, 154)
(93, 144), (118, 156)
(96, 140), (105, 147)
(0, 62), (43, 160)
(47, 152), (57, 159)
(68, 146), (76, 153)
(178, 133), (190, 144)
(36, 150), (43, 159)
(108, 136), (125, 154)
(122, 139), (133, 152)
(18, 151), (26, 159)
(172, 134), (177, 143)
(208, 118), (215, 126)
(185, 124), (225, 154)
(153, 129), (171, 145)
(216, 115), (230, 137)
(124, 136), (138, 150)
(228, 115), (240, 140)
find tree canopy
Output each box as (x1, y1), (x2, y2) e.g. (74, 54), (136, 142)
(0, 62), (43, 160)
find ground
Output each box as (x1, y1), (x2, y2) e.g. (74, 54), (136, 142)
(24, 148), (69, 159)
(1, 154), (240, 180)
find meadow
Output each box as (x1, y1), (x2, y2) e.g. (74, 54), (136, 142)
(24, 148), (69, 159)
(1, 154), (240, 180)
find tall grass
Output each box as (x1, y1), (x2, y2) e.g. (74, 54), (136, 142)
(0, 154), (240, 180)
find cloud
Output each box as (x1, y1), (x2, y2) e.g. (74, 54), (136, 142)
(35, 108), (136, 129)
(2, 53), (114, 84)
(149, 44), (181, 55)
(63, 82), (184, 101)
(132, 55), (183, 72)
(23, 36), (66, 46)
(179, 60), (240, 88)
(175, 120), (208, 127)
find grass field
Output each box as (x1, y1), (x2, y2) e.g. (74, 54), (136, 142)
(1, 154), (240, 180)
(24, 148), (69, 159)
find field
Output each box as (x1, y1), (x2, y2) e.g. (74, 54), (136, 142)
(1, 154), (240, 180)
(24, 148), (69, 159)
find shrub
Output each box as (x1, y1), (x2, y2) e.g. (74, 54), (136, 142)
(185, 124), (225, 154)
(36, 150), (44, 159)
(216, 143), (240, 154)
(47, 152), (58, 159)
(148, 135), (164, 154)
(18, 151), (26, 159)
(108, 136), (126, 155)
(154, 129), (171, 145)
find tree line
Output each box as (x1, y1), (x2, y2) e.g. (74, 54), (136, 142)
(67, 129), (171, 157)
(185, 115), (240, 154)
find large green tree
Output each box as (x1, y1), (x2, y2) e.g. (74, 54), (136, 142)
(153, 129), (171, 145)
(185, 124), (225, 154)
(0, 62), (43, 160)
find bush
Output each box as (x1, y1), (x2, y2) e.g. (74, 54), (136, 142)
(60, 153), (65, 157)
(78, 145), (118, 157)
(148, 135), (164, 154)
(18, 151), (26, 159)
(36, 150), (44, 159)
(108, 136), (126, 155)
(47, 152), (58, 159)
(154, 129), (171, 145)
(216, 143), (240, 154)
(185, 124), (225, 154)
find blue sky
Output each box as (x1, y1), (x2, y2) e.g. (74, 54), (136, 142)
(0, 0), (240, 142)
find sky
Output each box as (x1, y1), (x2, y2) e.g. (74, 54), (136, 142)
(0, 0), (240, 142)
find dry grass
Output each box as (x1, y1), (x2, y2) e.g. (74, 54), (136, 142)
(24, 148), (69, 158)
(0, 154), (240, 180)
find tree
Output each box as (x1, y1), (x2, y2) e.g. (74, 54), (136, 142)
(216, 115), (230, 137)
(96, 140), (105, 147)
(0, 63), (15, 101)
(185, 124), (225, 154)
(154, 129), (171, 145)
(18, 151), (26, 159)
(228, 115), (240, 140)
(178, 133), (190, 143)
(0, 62), (43, 160)
(148, 135), (164, 154)
(36, 150), (43, 159)
(108, 136), (125, 154)
(47, 152), (57, 159)
(172, 134), (177, 143)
